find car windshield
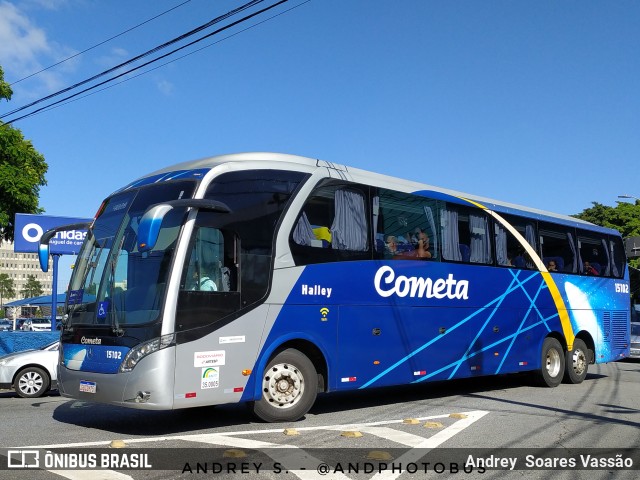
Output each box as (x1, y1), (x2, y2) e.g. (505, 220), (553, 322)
(65, 180), (196, 329)
(33, 319), (50, 324)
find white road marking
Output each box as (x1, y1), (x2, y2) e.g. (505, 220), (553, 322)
(48, 471), (133, 480)
(21, 410), (489, 449)
(370, 410), (490, 480)
(18, 410), (489, 480)
(344, 426), (427, 447)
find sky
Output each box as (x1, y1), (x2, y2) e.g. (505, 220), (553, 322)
(1, 0), (639, 290)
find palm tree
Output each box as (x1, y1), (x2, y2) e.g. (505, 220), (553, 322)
(20, 274), (43, 298)
(0, 272), (16, 306)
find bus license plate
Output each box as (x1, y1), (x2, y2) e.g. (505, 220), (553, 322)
(79, 380), (96, 394)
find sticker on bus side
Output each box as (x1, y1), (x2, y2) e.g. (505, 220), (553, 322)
(201, 368), (220, 389)
(194, 351), (226, 367)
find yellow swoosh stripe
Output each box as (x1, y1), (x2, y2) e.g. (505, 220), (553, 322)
(458, 196), (575, 350)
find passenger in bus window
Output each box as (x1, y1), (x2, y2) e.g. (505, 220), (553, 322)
(190, 268), (218, 291)
(385, 235), (399, 258)
(546, 260), (558, 272)
(396, 230), (431, 259)
(416, 230), (432, 258)
(583, 261), (599, 276)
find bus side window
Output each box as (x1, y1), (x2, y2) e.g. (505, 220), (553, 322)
(376, 188), (441, 261)
(181, 227), (237, 292)
(441, 204), (492, 265)
(495, 215), (538, 270)
(539, 223), (577, 273)
(290, 181), (370, 265)
(577, 230), (611, 277)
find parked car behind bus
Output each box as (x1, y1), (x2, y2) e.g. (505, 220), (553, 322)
(21, 318), (52, 331)
(0, 341), (59, 398)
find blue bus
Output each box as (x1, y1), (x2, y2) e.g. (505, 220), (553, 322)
(39, 153), (630, 422)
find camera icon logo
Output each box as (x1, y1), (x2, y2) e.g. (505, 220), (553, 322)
(7, 450), (40, 468)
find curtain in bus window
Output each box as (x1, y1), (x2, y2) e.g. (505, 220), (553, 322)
(469, 213), (491, 264)
(525, 224), (537, 268)
(330, 189), (367, 251)
(566, 231), (577, 273)
(373, 196), (380, 252)
(441, 208), (462, 261)
(424, 206), (438, 259)
(600, 238), (611, 276)
(495, 223), (509, 266)
(293, 212), (316, 246)
(610, 240), (620, 277)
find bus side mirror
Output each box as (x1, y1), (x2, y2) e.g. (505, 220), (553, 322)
(38, 222), (92, 272)
(138, 199), (231, 253)
(138, 204), (174, 253)
(39, 242), (51, 272)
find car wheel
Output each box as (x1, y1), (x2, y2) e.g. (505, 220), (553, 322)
(15, 367), (50, 398)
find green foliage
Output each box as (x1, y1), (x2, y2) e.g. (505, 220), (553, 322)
(0, 66), (11, 101)
(0, 272), (15, 305)
(21, 274), (44, 299)
(574, 200), (640, 270)
(0, 65), (48, 242)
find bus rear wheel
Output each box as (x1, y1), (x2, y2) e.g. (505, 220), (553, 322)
(563, 338), (589, 384)
(252, 348), (318, 423)
(535, 337), (565, 387)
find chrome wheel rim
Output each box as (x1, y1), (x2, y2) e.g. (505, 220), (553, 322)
(262, 363), (304, 409)
(18, 371), (43, 396)
(571, 348), (587, 376)
(545, 348), (562, 378)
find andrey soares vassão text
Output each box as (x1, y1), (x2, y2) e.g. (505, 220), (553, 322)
(465, 454), (635, 470)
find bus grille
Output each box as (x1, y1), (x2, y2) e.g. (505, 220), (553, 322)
(602, 311), (629, 349)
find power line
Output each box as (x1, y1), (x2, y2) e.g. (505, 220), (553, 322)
(15, 1), (311, 121)
(0, 0), (267, 120)
(9, 0), (193, 86)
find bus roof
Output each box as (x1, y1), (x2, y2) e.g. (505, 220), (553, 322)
(124, 152), (619, 236)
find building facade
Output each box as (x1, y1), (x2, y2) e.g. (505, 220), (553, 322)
(0, 240), (53, 306)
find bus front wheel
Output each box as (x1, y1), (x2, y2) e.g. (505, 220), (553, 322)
(535, 337), (565, 387)
(563, 338), (589, 384)
(252, 348), (318, 422)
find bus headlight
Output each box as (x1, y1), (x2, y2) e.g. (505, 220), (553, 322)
(119, 334), (175, 372)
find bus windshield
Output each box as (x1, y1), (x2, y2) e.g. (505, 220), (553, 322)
(65, 181), (196, 329)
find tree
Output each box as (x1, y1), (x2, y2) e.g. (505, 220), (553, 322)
(0, 272), (15, 305)
(574, 200), (640, 269)
(0, 65), (48, 242)
(21, 274), (43, 299)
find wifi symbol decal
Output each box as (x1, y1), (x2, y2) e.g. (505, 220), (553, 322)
(320, 307), (330, 318)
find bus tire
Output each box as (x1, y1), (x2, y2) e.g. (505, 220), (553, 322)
(563, 338), (589, 384)
(535, 337), (565, 388)
(252, 348), (318, 423)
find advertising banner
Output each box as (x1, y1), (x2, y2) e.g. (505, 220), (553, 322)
(14, 214), (91, 254)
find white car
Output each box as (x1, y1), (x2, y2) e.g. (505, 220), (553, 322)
(0, 342), (59, 398)
(21, 318), (52, 331)
(631, 322), (640, 359)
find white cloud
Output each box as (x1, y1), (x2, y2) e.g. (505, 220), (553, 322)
(156, 79), (174, 96)
(0, 0), (76, 98)
(0, 2), (50, 75)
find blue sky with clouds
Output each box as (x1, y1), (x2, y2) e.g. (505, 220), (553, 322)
(1, 0), (639, 289)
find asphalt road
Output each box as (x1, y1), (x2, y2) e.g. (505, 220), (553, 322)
(1, 359), (639, 479)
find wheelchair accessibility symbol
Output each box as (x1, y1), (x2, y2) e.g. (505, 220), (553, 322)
(97, 301), (109, 319)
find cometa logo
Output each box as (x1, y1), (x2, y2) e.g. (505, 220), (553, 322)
(374, 266), (469, 300)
